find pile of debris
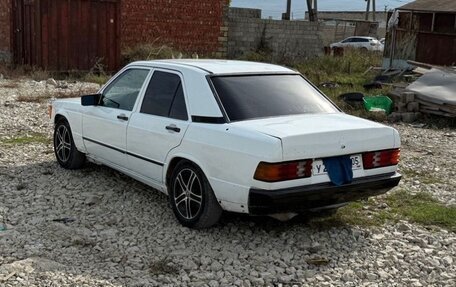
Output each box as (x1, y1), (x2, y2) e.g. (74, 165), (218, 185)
(388, 63), (456, 122)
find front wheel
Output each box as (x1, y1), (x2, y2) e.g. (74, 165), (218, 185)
(54, 119), (85, 169)
(168, 161), (222, 229)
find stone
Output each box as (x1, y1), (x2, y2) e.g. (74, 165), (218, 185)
(210, 261), (223, 272)
(366, 273), (378, 280)
(46, 78), (58, 87)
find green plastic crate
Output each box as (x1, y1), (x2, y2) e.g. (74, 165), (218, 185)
(363, 96), (393, 114)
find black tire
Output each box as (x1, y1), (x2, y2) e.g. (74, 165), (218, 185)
(168, 161), (222, 229)
(54, 118), (86, 169)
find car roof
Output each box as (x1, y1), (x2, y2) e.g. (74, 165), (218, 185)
(346, 36), (376, 40)
(131, 59), (296, 75)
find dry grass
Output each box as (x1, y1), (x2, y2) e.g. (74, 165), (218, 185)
(0, 82), (20, 89)
(122, 43), (189, 64)
(17, 86), (99, 103)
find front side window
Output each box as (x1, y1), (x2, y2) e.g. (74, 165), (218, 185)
(211, 75), (338, 121)
(102, 69), (150, 111)
(140, 71), (188, 121)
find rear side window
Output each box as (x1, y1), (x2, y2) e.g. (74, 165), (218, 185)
(211, 75), (338, 121)
(140, 71), (188, 120)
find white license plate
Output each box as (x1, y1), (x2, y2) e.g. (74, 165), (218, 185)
(312, 154), (363, 176)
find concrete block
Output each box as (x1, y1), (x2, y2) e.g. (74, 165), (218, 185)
(401, 92), (415, 104)
(407, 102), (420, 112)
(388, 112), (402, 122)
(395, 102), (407, 113)
(401, 112), (418, 123)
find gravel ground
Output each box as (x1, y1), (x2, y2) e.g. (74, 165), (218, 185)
(0, 79), (455, 286)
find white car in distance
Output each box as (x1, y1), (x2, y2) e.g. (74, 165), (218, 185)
(330, 36), (384, 52)
(51, 60), (401, 228)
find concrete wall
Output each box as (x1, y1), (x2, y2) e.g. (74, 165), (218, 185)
(227, 8), (323, 61)
(306, 11), (388, 28)
(121, 0), (229, 56)
(0, 0), (11, 62)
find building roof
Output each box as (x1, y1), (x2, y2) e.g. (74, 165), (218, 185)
(135, 59), (296, 75)
(399, 0), (456, 13)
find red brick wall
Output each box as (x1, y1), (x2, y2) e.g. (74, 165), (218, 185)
(121, 0), (228, 55)
(0, 0), (11, 61)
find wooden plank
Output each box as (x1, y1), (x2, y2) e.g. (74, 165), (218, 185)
(29, 2), (35, 65)
(13, 0), (22, 65)
(106, 2), (116, 71)
(67, 0), (77, 70)
(41, 0), (49, 68)
(48, 0), (58, 70)
(97, 1), (108, 71)
(59, 0), (69, 70)
(24, 4), (30, 65)
(79, 0), (89, 70)
(89, 0), (99, 69)
(420, 108), (456, 117)
(35, 0), (42, 67)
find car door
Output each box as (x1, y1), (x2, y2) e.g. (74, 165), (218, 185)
(341, 38), (353, 47)
(126, 70), (190, 183)
(82, 68), (151, 167)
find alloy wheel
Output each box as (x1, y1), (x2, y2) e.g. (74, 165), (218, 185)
(173, 168), (203, 220)
(55, 125), (72, 163)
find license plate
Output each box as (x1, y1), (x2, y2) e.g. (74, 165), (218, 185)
(312, 155), (363, 176)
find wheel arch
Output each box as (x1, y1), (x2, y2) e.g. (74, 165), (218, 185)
(53, 111), (86, 153)
(54, 113), (67, 125)
(165, 155), (209, 190)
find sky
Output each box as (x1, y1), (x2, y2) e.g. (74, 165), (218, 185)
(231, 0), (415, 19)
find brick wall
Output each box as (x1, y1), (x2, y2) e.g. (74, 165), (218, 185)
(0, 0), (11, 62)
(121, 0), (228, 56)
(227, 8), (323, 61)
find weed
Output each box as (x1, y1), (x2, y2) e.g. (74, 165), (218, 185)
(386, 190), (456, 232)
(307, 201), (390, 229)
(308, 189), (456, 232)
(0, 133), (51, 146)
(29, 68), (50, 82)
(122, 43), (188, 64)
(400, 168), (442, 184)
(83, 73), (109, 86)
(0, 82), (20, 89)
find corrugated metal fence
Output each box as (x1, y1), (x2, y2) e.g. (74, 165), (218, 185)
(13, 0), (120, 71)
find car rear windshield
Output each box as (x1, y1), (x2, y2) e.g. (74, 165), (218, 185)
(211, 74), (338, 121)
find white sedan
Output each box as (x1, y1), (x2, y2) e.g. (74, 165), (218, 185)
(51, 60), (401, 228)
(330, 36), (384, 52)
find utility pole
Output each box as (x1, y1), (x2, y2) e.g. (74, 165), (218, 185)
(283, 0), (292, 20)
(365, 0), (371, 20)
(372, 0), (376, 21)
(306, 0), (318, 22)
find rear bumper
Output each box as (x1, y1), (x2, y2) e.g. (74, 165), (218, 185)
(248, 172), (401, 215)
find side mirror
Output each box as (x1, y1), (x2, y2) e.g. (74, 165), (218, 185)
(81, 94), (102, 106)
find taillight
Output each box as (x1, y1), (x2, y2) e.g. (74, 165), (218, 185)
(363, 149), (400, 169)
(254, 160), (312, 182)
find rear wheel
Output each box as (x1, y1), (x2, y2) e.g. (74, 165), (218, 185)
(54, 119), (85, 169)
(168, 161), (222, 229)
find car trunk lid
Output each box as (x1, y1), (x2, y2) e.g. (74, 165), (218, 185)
(231, 113), (396, 161)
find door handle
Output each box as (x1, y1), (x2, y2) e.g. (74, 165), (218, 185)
(166, 125), (181, 133)
(117, 114), (129, 121)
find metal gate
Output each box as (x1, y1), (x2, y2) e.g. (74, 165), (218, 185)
(13, 0), (120, 71)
